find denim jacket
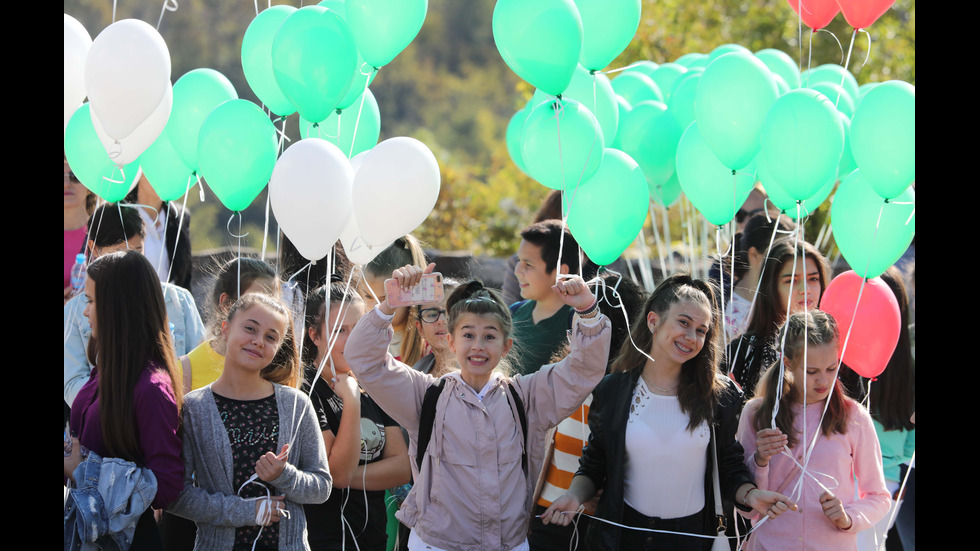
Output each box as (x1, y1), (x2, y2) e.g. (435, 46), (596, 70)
(64, 451), (158, 551)
(64, 281), (205, 406)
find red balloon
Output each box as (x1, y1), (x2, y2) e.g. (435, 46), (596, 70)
(836, 0), (895, 29)
(785, 0), (840, 30)
(819, 270), (899, 378)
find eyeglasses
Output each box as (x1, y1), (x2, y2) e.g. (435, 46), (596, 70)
(419, 307), (447, 323)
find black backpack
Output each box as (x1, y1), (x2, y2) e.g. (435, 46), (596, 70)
(416, 378), (528, 477)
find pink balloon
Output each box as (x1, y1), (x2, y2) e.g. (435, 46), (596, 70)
(836, 0), (894, 29)
(785, 0), (840, 30)
(819, 270), (899, 378)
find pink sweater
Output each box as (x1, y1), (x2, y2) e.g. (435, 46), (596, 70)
(737, 399), (890, 551)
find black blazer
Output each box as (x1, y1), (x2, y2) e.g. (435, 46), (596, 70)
(576, 369), (754, 551)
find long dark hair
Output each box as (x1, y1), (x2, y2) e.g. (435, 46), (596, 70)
(870, 267), (915, 431)
(610, 274), (724, 431)
(87, 251), (182, 463)
(743, 238), (830, 340)
(754, 310), (849, 448)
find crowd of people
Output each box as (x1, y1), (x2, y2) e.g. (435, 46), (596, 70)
(64, 163), (914, 551)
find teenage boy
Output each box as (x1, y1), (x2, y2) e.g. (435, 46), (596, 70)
(509, 220), (582, 376)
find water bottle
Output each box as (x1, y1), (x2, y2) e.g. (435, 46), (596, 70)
(70, 254), (87, 296)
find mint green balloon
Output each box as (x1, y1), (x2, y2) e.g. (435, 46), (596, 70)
(761, 89), (844, 201)
(140, 131), (194, 201)
(621, 60), (659, 80)
(318, 0), (379, 110)
(674, 52), (707, 68)
(346, 0), (427, 68)
(506, 108), (530, 174)
(803, 64), (860, 104)
(831, 169), (915, 278)
(837, 112), (857, 179)
(242, 5), (297, 117)
(64, 103), (140, 202)
(808, 81), (854, 118)
(756, 153), (835, 217)
(857, 82), (879, 105)
(197, 99), (278, 212)
(675, 122), (757, 226)
(649, 63), (687, 103)
(573, 0), (641, 71)
(708, 43), (750, 64)
(611, 71), (663, 106)
(611, 95), (632, 148)
(849, 81), (915, 199)
(754, 48), (801, 89)
(272, 6), (357, 122)
(567, 148), (649, 265)
(169, 68), (238, 172)
(617, 101), (682, 190)
(695, 51), (779, 171)
(650, 171), (682, 208)
(531, 64), (619, 144)
(666, 68), (702, 131)
(521, 97), (604, 190)
(300, 87), (381, 158)
(492, 0), (583, 96)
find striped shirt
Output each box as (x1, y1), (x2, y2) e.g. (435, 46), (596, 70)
(536, 395), (596, 514)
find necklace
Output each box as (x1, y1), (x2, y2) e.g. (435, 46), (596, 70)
(642, 372), (679, 395)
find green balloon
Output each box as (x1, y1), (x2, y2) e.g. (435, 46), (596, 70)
(857, 82), (879, 105)
(756, 153), (836, 217)
(808, 81), (854, 118)
(318, 0), (379, 110)
(761, 89), (844, 201)
(694, 51), (779, 171)
(567, 148), (649, 265)
(650, 171), (682, 208)
(674, 52), (707, 68)
(492, 0), (583, 96)
(272, 6), (358, 123)
(803, 64), (860, 105)
(573, 0), (641, 71)
(666, 68), (702, 131)
(611, 95), (632, 148)
(506, 108), (530, 174)
(521, 97), (604, 190)
(242, 5), (297, 117)
(531, 64), (619, 145)
(831, 169), (915, 278)
(140, 131), (195, 201)
(754, 48), (801, 89)
(64, 103), (141, 202)
(617, 101), (683, 190)
(621, 60), (659, 80)
(675, 122), (757, 226)
(611, 71), (663, 106)
(346, 0), (427, 68)
(707, 43), (750, 65)
(169, 68), (238, 172)
(649, 63), (687, 103)
(849, 81), (915, 199)
(837, 112), (857, 179)
(300, 87), (381, 158)
(197, 99), (278, 212)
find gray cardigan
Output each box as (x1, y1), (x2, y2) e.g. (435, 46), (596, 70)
(168, 384), (332, 550)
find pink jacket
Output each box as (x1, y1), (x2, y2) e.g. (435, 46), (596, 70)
(737, 398), (891, 551)
(345, 307), (610, 551)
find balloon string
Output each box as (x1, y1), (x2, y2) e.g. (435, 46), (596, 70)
(347, 66), (376, 158)
(806, 29), (814, 79)
(594, 60), (649, 76)
(264, 117), (287, 263)
(858, 30), (873, 69)
(158, 202), (170, 275)
(649, 204), (668, 289)
(663, 203), (675, 275)
(156, 0), (178, 30)
(253, 0), (259, 15)
(833, 30), (858, 110)
(112, 0), (117, 23)
(635, 227), (656, 292)
(195, 172), (206, 202)
(815, 29), (845, 65)
(166, 181), (192, 284)
(796, 1), (803, 74)
(716, 227), (730, 346)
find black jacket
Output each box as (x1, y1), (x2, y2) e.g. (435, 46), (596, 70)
(576, 369), (754, 551)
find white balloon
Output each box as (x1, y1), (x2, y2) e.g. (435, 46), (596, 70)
(339, 215), (393, 265)
(65, 14), (92, 133)
(91, 84), (173, 166)
(351, 137), (440, 246)
(85, 19), (171, 140)
(270, 138), (354, 261)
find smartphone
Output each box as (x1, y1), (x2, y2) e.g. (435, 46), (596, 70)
(384, 273), (444, 307)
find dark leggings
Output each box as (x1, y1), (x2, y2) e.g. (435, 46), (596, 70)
(130, 508), (163, 551)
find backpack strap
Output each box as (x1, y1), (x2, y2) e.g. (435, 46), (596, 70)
(417, 378), (447, 470)
(506, 382), (529, 477)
